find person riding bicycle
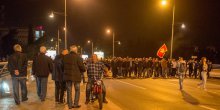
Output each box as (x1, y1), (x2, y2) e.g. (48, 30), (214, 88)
(85, 54), (108, 104)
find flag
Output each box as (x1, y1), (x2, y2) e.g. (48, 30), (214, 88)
(157, 44), (168, 58)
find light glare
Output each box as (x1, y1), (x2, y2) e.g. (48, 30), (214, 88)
(2, 82), (10, 93)
(181, 24), (186, 29)
(49, 12), (54, 18)
(161, 0), (167, 6)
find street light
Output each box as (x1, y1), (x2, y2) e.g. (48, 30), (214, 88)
(64, 0), (67, 49)
(106, 29), (115, 58)
(87, 40), (94, 55)
(161, 0), (167, 6)
(161, 0), (175, 59)
(118, 41), (121, 45)
(49, 12), (54, 18)
(48, 0), (67, 49)
(181, 23), (186, 29)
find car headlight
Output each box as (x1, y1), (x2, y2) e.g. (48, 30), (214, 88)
(2, 82), (10, 93)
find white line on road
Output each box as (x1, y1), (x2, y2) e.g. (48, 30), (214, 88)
(116, 80), (146, 90)
(199, 105), (217, 110)
(167, 81), (220, 94)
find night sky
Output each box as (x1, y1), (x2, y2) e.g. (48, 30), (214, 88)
(1, 0), (220, 58)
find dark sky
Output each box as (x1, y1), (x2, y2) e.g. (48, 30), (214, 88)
(1, 0), (220, 57)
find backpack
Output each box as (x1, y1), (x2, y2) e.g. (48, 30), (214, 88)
(179, 63), (185, 73)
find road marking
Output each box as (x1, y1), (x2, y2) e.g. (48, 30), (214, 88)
(166, 81), (220, 95)
(199, 105), (217, 110)
(116, 80), (146, 90)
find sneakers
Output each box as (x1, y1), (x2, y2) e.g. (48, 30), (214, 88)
(103, 100), (108, 104)
(22, 98), (28, 102)
(85, 100), (108, 104)
(69, 105), (81, 109)
(15, 101), (20, 105)
(72, 105), (81, 108)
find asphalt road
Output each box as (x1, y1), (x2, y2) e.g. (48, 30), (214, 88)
(0, 76), (220, 110)
(105, 78), (220, 110)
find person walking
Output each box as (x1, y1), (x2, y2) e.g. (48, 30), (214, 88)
(198, 57), (208, 90)
(137, 58), (144, 78)
(177, 57), (186, 90)
(171, 59), (177, 78)
(161, 58), (168, 78)
(193, 60), (199, 79)
(188, 59), (194, 78)
(32, 46), (53, 101)
(167, 59), (173, 78)
(8, 44), (28, 105)
(63, 45), (86, 109)
(52, 49), (68, 104)
(111, 58), (118, 78)
(207, 60), (212, 78)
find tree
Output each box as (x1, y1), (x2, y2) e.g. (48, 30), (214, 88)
(1, 29), (19, 58)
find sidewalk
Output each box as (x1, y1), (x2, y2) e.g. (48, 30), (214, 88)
(0, 75), (121, 110)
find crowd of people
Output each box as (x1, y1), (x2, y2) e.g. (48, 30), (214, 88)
(7, 44), (108, 109)
(100, 57), (212, 80)
(7, 44), (212, 109)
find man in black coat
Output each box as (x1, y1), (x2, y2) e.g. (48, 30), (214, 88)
(8, 44), (28, 105)
(52, 49), (68, 103)
(32, 46), (53, 101)
(63, 45), (86, 109)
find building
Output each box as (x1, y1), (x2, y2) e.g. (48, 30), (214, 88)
(0, 26), (45, 45)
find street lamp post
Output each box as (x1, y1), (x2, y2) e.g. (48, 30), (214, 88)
(170, 0), (175, 59)
(64, 0), (67, 49)
(161, 0), (175, 59)
(57, 29), (60, 54)
(106, 29), (115, 58)
(49, 0), (67, 49)
(113, 32), (115, 58)
(88, 40), (94, 55)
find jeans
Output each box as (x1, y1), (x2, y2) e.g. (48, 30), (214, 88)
(86, 78), (106, 101)
(12, 77), (28, 104)
(171, 68), (177, 77)
(147, 68), (152, 77)
(36, 77), (48, 100)
(66, 81), (80, 108)
(179, 73), (184, 90)
(199, 71), (207, 89)
(81, 73), (86, 83)
(55, 81), (66, 102)
(162, 68), (167, 78)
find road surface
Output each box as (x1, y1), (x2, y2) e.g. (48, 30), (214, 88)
(0, 76), (220, 110)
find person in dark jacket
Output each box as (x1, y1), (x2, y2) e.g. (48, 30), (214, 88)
(111, 58), (118, 78)
(52, 49), (68, 104)
(188, 59), (194, 78)
(32, 46), (53, 101)
(193, 60), (199, 79)
(137, 58), (144, 78)
(63, 45), (86, 109)
(8, 44), (28, 105)
(207, 60), (212, 78)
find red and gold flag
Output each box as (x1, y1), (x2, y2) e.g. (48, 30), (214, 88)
(157, 44), (168, 58)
